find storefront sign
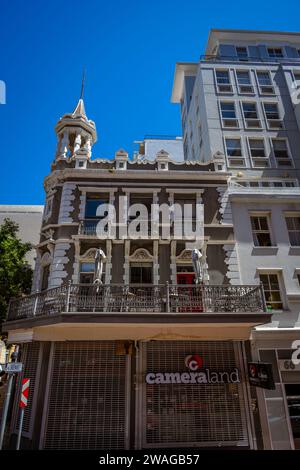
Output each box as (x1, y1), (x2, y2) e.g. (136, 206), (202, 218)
(145, 354), (240, 385)
(248, 362), (275, 390)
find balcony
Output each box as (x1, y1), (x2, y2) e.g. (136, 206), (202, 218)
(7, 283), (267, 321)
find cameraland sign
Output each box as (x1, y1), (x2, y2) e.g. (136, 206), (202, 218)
(145, 354), (240, 385)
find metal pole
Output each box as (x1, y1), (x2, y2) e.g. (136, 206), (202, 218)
(166, 282), (170, 313)
(0, 373), (14, 450)
(16, 408), (25, 450)
(65, 280), (72, 313)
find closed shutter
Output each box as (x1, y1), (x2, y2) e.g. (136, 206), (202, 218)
(12, 342), (41, 437)
(143, 341), (249, 447)
(43, 341), (127, 449)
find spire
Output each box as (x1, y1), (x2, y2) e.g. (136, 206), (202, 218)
(80, 67), (85, 100)
(72, 68), (86, 117)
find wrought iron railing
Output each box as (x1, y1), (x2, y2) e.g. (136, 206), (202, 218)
(7, 283), (267, 321)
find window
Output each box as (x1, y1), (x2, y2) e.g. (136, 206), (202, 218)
(225, 138), (245, 166)
(263, 102), (283, 129)
(267, 47), (283, 58)
(130, 265), (152, 283)
(256, 71), (275, 94)
(220, 102), (238, 127)
(285, 216), (300, 246)
(242, 102), (261, 128)
(84, 196), (109, 235)
(260, 274), (283, 310)
(248, 138), (269, 167)
(216, 70), (232, 93)
(236, 46), (248, 61)
(298, 274), (300, 286)
(272, 139), (292, 167)
(236, 70), (253, 94)
(250, 216), (273, 246)
(80, 262), (95, 284)
(41, 264), (50, 291)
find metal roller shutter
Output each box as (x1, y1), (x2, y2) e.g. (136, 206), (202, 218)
(11, 342), (41, 437)
(43, 341), (127, 450)
(143, 341), (249, 447)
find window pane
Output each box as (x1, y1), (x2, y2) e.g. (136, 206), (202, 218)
(220, 102), (236, 118)
(242, 103), (258, 118)
(237, 71), (251, 84)
(257, 72), (271, 85)
(216, 70), (230, 83)
(85, 198), (108, 218)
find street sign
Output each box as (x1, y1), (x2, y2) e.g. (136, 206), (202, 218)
(5, 362), (23, 374)
(20, 378), (30, 408)
(16, 378), (30, 450)
(248, 362), (275, 390)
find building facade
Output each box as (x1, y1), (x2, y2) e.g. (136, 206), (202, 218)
(3, 96), (269, 449)
(172, 29), (300, 449)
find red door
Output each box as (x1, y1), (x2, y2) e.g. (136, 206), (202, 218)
(176, 273), (203, 312)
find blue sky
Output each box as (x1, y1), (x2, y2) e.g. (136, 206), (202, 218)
(1, 0), (300, 204)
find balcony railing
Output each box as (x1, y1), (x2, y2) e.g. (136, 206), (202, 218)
(7, 283), (266, 321)
(200, 54), (300, 64)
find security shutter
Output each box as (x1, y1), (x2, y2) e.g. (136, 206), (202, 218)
(43, 341), (127, 449)
(11, 342), (41, 437)
(142, 341), (249, 447)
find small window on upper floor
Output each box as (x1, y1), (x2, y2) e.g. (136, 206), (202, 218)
(248, 138), (269, 168)
(236, 46), (248, 61)
(260, 273), (283, 311)
(297, 49), (300, 58)
(220, 102), (238, 128)
(263, 102), (283, 129)
(267, 47), (284, 58)
(250, 215), (273, 246)
(256, 71), (275, 95)
(225, 137), (245, 167)
(236, 70), (254, 94)
(215, 70), (232, 93)
(271, 138), (293, 167)
(285, 216), (300, 246)
(242, 102), (261, 128)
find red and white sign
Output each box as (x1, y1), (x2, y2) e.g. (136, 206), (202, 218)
(19, 378), (30, 408)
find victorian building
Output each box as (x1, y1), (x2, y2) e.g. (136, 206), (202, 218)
(3, 92), (269, 449)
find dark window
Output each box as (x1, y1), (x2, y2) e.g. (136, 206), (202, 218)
(251, 216), (272, 246)
(286, 217), (300, 246)
(41, 264), (50, 291)
(130, 266), (152, 284)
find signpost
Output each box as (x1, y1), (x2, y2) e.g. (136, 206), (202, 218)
(0, 360), (23, 450)
(16, 378), (30, 450)
(248, 362), (275, 390)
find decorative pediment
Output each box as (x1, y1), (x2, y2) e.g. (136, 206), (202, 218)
(129, 248), (153, 262)
(80, 248), (106, 261)
(176, 249), (193, 263)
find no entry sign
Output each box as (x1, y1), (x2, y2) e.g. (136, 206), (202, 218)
(20, 378), (30, 408)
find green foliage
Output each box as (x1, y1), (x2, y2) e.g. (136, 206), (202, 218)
(0, 218), (33, 324)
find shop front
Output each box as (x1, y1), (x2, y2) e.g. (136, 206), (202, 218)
(10, 339), (255, 449)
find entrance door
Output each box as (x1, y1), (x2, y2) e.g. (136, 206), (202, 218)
(284, 384), (300, 449)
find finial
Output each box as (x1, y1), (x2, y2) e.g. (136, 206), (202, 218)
(80, 67), (86, 100)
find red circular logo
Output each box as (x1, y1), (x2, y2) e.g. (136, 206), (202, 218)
(185, 354), (203, 371)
